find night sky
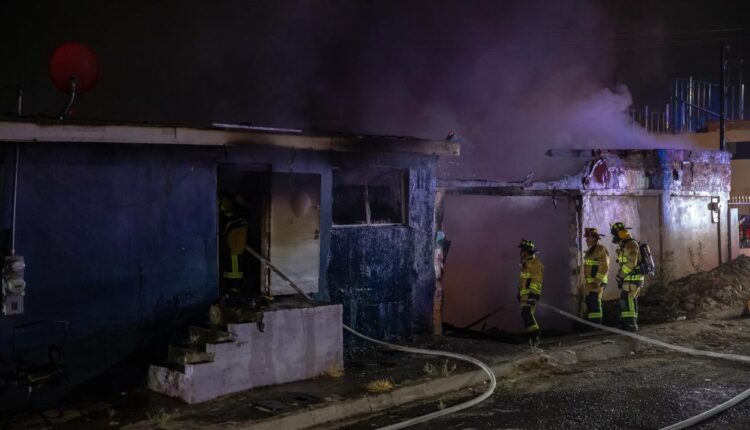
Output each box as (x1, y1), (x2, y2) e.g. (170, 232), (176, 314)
(2, 1), (749, 179)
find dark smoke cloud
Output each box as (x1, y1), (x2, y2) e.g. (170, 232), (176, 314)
(0, 1), (707, 331)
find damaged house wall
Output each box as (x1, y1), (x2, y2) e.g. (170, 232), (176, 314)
(327, 153), (437, 341)
(0, 123), (446, 399)
(579, 150), (731, 300)
(439, 149), (731, 333)
(440, 194), (573, 332)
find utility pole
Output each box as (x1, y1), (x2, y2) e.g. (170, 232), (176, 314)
(720, 45), (728, 151)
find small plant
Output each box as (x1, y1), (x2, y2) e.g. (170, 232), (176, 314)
(324, 363), (344, 378)
(423, 359), (456, 377)
(366, 379), (394, 393)
(146, 408), (176, 429)
(437, 400), (446, 410)
(440, 359), (457, 377)
(423, 361), (438, 376)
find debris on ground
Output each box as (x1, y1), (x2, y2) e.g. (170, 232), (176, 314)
(366, 379), (395, 393)
(641, 255), (750, 323)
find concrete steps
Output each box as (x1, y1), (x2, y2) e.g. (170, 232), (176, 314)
(167, 345), (215, 365)
(148, 303), (344, 404)
(188, 325), (234, 345)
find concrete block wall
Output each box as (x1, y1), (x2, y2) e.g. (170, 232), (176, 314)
(148, 304), (344, 404)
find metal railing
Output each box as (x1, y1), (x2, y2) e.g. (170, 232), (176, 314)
(631, 75), (746, 135)
(629, 105), (670, 134)
(670, 77), (745, 133)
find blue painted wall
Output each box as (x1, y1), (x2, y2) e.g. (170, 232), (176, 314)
(0, 141), (437, 397)
(327, 154), (437, 344)
(0, 143), (219, 390)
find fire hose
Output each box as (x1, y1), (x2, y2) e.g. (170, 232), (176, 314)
(245, 246), (496, 430)
(538, 302), (750, 430)
(247, 242), (749, 429)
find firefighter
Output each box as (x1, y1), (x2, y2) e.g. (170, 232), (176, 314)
(610, 222), (642, 332)
(517, 239), (544, 347)
(219, 191), (249, 297)
(583, 228), (609, 326)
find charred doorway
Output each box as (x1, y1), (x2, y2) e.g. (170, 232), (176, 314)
(216, 165), (322, 297)
(217, 166), (269, 296)
(440, 194), (574, 336)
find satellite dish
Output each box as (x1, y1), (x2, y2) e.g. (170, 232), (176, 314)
(49, 42), (99, 118)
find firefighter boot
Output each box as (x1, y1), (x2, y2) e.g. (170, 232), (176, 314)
(528, 330), (541, 349)
(619, 288), (638, 332)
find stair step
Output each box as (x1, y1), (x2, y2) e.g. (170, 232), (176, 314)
(188, 325), (234, 345)
(157, 361), (187, 373)
(208, 304), (263, 325)
(167, 345), (215, 365)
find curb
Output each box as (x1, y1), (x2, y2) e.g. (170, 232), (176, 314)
(232, 337), (635, 430)
(238, 360), (516, 430)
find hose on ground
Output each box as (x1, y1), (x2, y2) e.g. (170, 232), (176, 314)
(343, 325), (496, 430)
(539, 302), (750, 429)
(246, 246), (497, 429)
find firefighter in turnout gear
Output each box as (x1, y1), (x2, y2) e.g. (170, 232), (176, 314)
(611, 222), (643, 332)
(583, 228), (609, 325)
(219, 191), (250, 297)
(517, 239), (544, 347)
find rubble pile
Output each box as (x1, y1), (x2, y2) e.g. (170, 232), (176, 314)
(640, 255), (750, 323)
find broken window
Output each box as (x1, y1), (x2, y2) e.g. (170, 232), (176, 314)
(332, 168), (407, 226)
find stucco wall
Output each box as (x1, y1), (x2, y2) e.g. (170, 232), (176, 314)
(581, 194), (662, 300)
(663, 195), (724, 279)
(579, 150), (730, 301)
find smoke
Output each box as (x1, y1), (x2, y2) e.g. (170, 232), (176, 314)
(0, 0), (691, 165)
(0, 1), (698, 332)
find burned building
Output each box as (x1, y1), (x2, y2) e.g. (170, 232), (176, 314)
(438, 149), (732, 333)
(0, 119), (457, 404)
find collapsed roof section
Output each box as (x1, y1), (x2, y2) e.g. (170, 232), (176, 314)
(439, 149), (731, 196)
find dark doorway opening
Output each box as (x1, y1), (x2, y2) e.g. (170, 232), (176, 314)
(217, 166), (270, 297)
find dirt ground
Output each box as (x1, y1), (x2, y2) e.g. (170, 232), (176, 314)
(641, 255), (750, 323)
(324, 317), (750, 430)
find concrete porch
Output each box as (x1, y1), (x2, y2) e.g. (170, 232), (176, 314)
(147, 301), (343, 404)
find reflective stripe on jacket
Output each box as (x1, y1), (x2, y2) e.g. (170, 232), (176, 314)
(617, 239), (643, 282)
(584, 243), (610, 284)
(518, 257), (544, 296)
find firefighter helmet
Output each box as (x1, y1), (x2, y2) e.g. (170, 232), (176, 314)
(584, 227), (604, 238)
(609, 222), (631, 242)
(518, 239), (537, 253)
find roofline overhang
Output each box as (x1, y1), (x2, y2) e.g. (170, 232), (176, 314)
(0, 120), (460, 156)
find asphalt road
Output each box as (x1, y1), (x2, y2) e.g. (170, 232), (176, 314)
(333, 351), (750, 429)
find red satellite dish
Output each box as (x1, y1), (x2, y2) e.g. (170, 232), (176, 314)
(49, 42), (99, 94)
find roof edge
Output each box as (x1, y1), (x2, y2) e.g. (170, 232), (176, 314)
(0, 120), (460, 157)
